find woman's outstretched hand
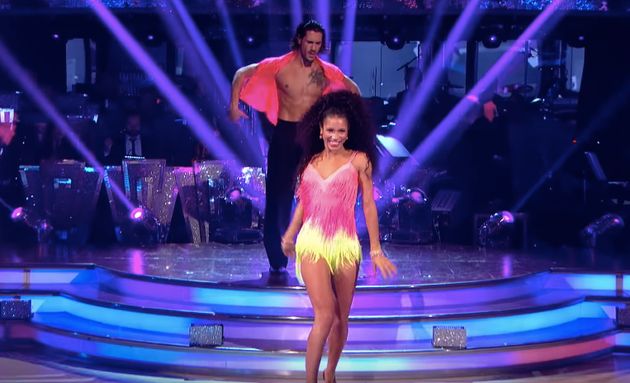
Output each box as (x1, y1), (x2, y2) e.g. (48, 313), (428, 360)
(370, 249), (397, 279)
(281, 236), (296, 258)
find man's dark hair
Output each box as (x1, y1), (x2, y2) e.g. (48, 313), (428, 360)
(290, 19), (327, 52)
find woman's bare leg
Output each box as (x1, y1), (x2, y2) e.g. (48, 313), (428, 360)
(301, 258), (336, 383)
(324, 262), (359, 382)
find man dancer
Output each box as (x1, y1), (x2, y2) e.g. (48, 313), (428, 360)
(229, 19), (359, 273)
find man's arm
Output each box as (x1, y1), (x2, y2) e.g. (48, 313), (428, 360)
(343, 75), (361, 95)
(229, 63), (258, 122)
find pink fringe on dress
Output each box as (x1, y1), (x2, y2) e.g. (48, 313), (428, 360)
(294, 153), (363, 282)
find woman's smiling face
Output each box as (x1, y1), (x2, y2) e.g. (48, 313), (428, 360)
(320, 114), (349, 152)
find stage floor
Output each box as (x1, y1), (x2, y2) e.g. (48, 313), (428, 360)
(2, 242), (630, 382)
(1, 242), (628, 286)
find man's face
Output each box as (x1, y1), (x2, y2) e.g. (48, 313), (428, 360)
(126, 115), (141, 136)
(298, 30), (323, 63)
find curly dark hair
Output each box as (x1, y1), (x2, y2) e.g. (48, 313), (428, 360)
(297, 91), (377, 177)
(290, 19), (327, 53)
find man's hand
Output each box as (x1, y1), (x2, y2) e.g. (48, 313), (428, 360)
(229, 106), (249, 123)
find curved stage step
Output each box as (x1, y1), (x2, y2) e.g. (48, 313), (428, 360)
(1, 265), (629, 378)
(1, 320), (624, 379)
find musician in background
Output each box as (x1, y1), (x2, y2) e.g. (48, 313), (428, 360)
(102, 110), (160, 164)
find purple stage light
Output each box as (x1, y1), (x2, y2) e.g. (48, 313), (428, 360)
(502, 255), (513, 278)
(215, 0), (244, 67)
(290, 0), (303, 32)
(482, 31), (502, 49)
(129, 207), (145, 222)
(391, 0), (568, 187)
(315, 0), (331, 61)
(88, 0), (238, 166)
(167, 0), (231, 99)
(163, 1), (264, 167)
(499, 211), (515, 224)
(10, 206), (24, 221)
(338, 0), (357, 74)
(581, 213), (625, 248)
(385, 33), (405, 51)
(380, 0), (482, 176)
(0, 39), (134, 212)
(478, 211), (516, 248)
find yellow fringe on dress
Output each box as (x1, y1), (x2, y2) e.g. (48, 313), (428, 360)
(295, 220), (362, 284)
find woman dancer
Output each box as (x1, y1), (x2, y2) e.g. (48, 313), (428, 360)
(281, 91), (397, 383)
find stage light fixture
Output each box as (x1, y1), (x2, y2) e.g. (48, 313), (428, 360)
(124, 206), (160, 245)
(567, 34), (586, 48)
(381, 17), (406, 51)
(388, 188), (434, 244)
(129, 206), (146, 222)
(478, 210), (515, 248)
(383, 32), (406, 51)
(581, 213), (624, 248)
(213, 187), (262, 243)
(240, 31), (263, 49)
(483, 34), (500, 48)
(9, 206), (53, 243)
(10, 206), (25, 221)
(481, 26), (504, 49)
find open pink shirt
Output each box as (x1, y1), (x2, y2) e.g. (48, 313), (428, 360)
(239, 51), (348, 126)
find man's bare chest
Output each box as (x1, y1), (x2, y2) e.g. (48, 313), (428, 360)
(276, 66), (328, 98)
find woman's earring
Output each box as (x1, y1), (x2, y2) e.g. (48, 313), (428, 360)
(319, 134), (323, 139)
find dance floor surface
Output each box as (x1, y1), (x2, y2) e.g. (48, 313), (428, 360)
(1, 241), (628, 287)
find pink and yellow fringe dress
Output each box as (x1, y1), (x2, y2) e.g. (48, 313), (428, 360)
(295, 153), (362, 282)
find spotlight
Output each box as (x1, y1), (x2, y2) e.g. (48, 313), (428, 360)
(384, 33), (405, 50)
(478, 211), (515, 248)
(481, 26), (504, 49)
(581, 213), (624, 248)
(129, 206), (146, 221)
(356, 180), (395, 240)
(567, 34), (586, 48)
(483, 34), (500, 48)
(9, 206), (53, 242)
(381, 16), (406, 51)
(213, 187), (262, 243)
(241, 32), (262, 49)
(142, 32), (164, 46)
(389, 188), (433, 244)
(124, 206), (160, 245)
(10, 206), (25, 221)
(227, 187), (242, 202)
(219, 187), (251, 229)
